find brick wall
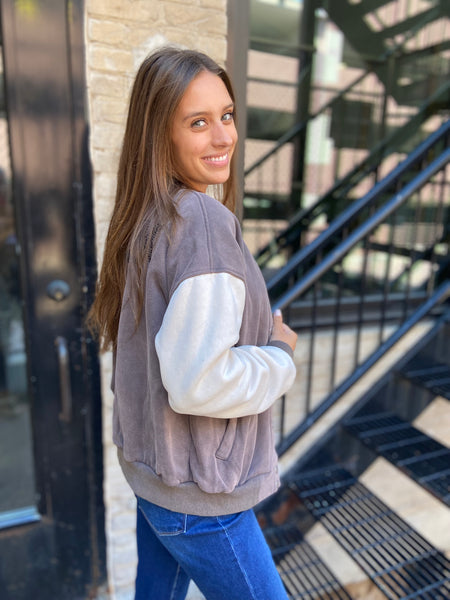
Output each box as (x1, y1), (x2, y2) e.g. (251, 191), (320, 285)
(85, 1), (227, 597)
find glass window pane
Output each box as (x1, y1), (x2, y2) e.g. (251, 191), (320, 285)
(0, 45), (37, 521)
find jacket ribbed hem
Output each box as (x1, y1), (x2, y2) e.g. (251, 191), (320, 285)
(117, 447), (280, 517)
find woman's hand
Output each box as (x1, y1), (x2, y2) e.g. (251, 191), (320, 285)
(270, 309), (297, 353)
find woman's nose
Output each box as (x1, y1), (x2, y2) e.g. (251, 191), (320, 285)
(212, 122), (236, 146)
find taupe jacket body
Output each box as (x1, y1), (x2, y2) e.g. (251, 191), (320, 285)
(113, 190), (296, 516)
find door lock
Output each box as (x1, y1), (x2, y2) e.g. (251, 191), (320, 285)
(47, 279), (71, 302)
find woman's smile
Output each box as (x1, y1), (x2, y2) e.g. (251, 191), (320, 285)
(203, 152), (229, 165)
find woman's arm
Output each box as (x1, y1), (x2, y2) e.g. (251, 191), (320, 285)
(155, 272), (296, 419)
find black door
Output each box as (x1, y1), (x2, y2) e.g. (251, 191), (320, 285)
(0, 1), (106, 598)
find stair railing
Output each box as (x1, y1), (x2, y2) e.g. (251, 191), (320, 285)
(267, 121), (450, 298)
(271, 126), (450, 456)
(254, 81), (450, 270)
(244, 2), (450, 251)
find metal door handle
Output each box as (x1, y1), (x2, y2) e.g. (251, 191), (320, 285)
(55, 336), (72, 422)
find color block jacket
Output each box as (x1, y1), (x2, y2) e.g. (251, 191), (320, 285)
(113, 190), (296, 516)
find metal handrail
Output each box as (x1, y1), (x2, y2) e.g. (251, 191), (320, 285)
(272, 141), (449, 456)
(276, 281), (450, 456)
(254, 81), (450, 266)
(267, 121), (450, 298)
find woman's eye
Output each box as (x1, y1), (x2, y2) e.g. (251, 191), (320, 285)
(192, 118), (207, 128)
(222, 111), (234, 122)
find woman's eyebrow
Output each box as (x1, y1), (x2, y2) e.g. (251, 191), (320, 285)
(182, 103), (234, 122)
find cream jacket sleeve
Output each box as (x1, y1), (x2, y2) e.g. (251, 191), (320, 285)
(155, 272), (296, 419)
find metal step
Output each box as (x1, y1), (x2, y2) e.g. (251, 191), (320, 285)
(290, 466), (450, 599)
(264, 520), (352, 599)
(343, 412), (450, 506)
(397, 356), (450, 400)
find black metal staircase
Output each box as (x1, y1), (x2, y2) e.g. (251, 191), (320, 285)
(258, 312), (450, 599)
(290, 467), (450, 600)
(252, 122), (450, 597)
(245, 4), (450, 597)
(265, 518), (352, 599)
(344, 411), (450, 506)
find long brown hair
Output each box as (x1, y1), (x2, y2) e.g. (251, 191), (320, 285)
(87, 47), (238, 351)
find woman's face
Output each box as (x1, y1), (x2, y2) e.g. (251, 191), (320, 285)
(171, 70), (238, 193)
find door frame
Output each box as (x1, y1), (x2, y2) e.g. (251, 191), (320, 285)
(0, 1), (106, 597)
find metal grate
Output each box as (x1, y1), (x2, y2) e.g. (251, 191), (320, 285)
(344, 412), (450, 506)
(264, 520), (352, 599)
(399, 357), (450, 400)
(291, 466), (450, 599)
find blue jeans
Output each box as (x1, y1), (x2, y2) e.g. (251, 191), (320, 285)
(135, 496), (289, 600)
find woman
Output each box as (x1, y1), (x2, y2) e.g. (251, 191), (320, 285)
(88, 47), (297, 600)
